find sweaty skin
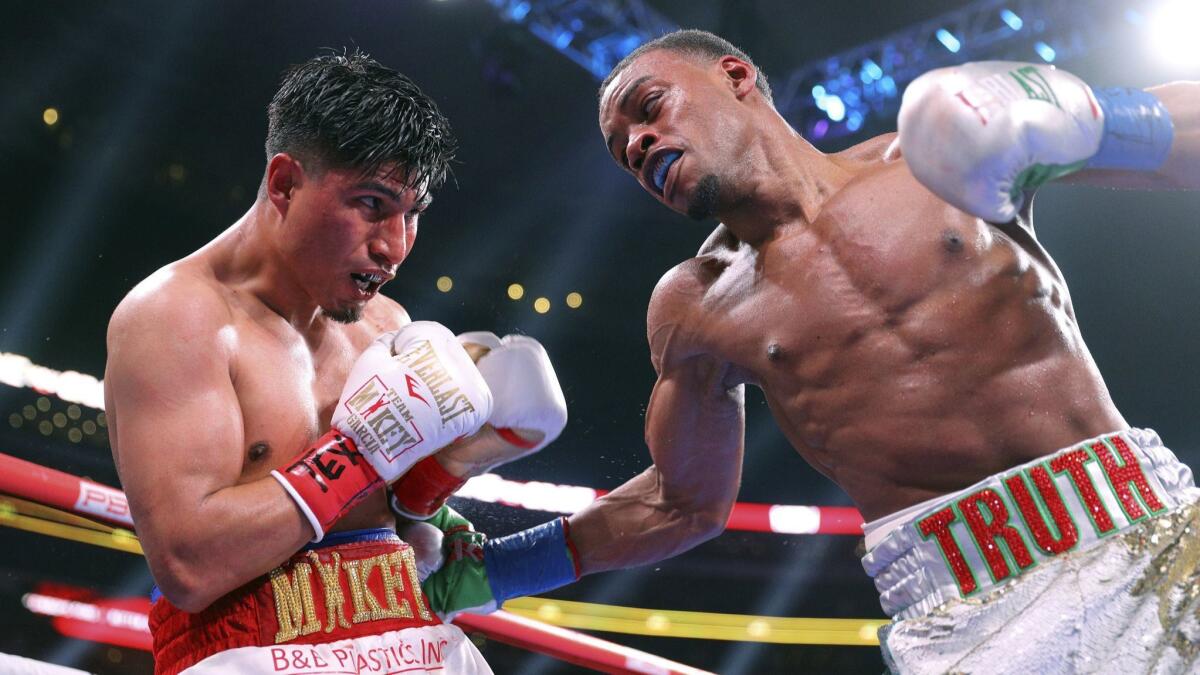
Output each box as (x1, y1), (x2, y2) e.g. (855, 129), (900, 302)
(574, 49), (1199, 574)
(106, 155), (456, 613)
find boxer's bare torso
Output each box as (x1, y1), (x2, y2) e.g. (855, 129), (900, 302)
(104, 162), (436, 610)
(659, 134), (1124, 521)
(107, 230), (407, 533)
(575, 45), (1197, 576)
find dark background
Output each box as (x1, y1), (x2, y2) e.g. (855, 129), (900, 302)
(1, 1), (1197, 673)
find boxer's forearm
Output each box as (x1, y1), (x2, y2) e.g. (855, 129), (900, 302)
(141, 478), (316, 612)
(567, 465), (729, 575)
(1150, 81), (1200, 189)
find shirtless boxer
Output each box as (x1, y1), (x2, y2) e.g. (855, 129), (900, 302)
(104, 52), (567, 674)
(544, 30), (1193, 672)
(340, 30), (1200, 672)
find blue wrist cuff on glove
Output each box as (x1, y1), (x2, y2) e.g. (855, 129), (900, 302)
(1088, 87), (1175, 171)
(483, 517), (577, 603)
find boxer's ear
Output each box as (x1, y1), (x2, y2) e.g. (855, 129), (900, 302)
(719, 56), (757, 101)
(265, 153), (304, 216)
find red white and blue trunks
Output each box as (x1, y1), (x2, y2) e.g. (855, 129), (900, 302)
(150, 529), (492, 675)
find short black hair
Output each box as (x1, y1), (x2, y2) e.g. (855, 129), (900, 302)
(600, 29), (772, 106)
(266, 49), (456, 199)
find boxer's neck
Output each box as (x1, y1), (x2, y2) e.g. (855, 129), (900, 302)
(217, 202), (329, 332)
(716, 111), (851, 247)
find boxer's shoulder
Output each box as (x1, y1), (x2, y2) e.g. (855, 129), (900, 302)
(649, 224), (752, 330)
(110, 260), (232, 340)
(650, 256), (717, 321)
(645, 244), (733, 370)
(363, 292), (411, 330)
(106, 263), (236, 400)
(832, 132), (901, 166)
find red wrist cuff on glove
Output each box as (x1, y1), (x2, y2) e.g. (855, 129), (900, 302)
(389, 455), (468, 520)
(272, 430), (382, 541)
(561, 516), (583, 579)
(494, 427), (540, 450)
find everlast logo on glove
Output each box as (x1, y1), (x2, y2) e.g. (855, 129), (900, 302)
(395, 339), (479, 425)
(342, 377), (423, 461)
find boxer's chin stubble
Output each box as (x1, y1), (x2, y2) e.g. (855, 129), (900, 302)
(322, 305), (363, 324)
(686, 174), (721, 221)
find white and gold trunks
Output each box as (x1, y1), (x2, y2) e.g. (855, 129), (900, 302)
(862, 429), (1200, 674)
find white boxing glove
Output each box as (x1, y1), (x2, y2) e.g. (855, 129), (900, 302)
(476, 334), (568, 453)
(273, 321), (492, 540)
(388, 331), (568, 520)
(337, 322), (494, 473)
(899, 61), (1175, 222)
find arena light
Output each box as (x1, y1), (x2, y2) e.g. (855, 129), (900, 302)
(776, 0), (1105, 142)
(436, 275), (453, 292)
(860, 59), (883, 81)
(824, 95), (846, 122)
(507, 283), (525, 300)
(0, 352), (106, 409)
(1149, 0), (1200, 68)
(935, 28), (961, 53)
(1033, 41), (1056, 63)
(565, 292), (582, 309)
(43, 107), (59, 126)
(533, 297), (551, 314)
(486, 0), (676, 80)
(999, 9), (1023, 31)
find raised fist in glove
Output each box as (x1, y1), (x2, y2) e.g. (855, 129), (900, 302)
(390, 331), (568, 519)
(273, 321), (493, 540)
(899, 61), (1174, 222)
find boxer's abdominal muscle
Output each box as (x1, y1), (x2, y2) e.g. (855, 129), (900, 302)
(696, 161), (1126, 520)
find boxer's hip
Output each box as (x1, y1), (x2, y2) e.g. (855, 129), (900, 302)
(862, 428), (1198, 620)
(150, 528), (488, 675)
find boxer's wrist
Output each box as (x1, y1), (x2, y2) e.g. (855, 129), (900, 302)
(419, 509), (580, 620)
(389, 455), (468, 520)
(272, 429), (382, 542)
(1087, 87), (1175, 172)
(483, 517), (581, 603)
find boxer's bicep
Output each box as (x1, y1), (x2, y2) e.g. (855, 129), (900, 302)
(643, 263), (743, 518)
(644, 353), (744, 521)
(105, 282), (243, 541)
(567, 271), (743, 575)
(568, 354), (744, 575)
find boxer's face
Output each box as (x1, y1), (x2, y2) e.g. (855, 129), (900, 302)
(599, 50), (752, 220)
(277, 161), (427, 323)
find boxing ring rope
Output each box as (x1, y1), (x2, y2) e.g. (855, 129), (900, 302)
(0, 351), (867, 536)
(0, 454), (886, 647)
(0, 351), (886, 671)
(0, 454), (718, 674)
